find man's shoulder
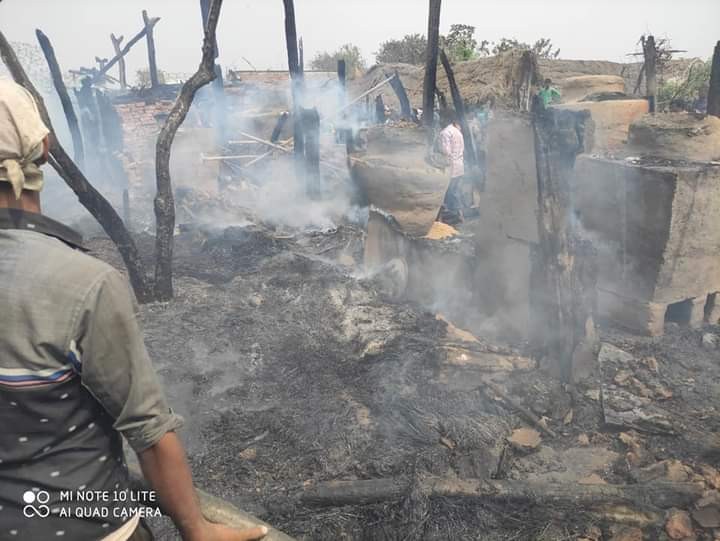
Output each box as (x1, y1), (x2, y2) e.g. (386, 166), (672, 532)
(11, 229), (120, 287)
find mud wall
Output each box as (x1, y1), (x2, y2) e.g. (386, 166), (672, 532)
(574, 156), (720, 331)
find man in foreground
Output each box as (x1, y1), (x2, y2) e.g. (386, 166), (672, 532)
(0, 80), (267, 541)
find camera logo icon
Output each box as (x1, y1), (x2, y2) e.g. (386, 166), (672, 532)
(22, 490), (50, 518)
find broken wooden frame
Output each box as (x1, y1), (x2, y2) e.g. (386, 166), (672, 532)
(0, 31), (153, 302)
(91, 15), (161, 85)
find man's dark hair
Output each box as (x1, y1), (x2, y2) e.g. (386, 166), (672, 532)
(441, 109), (459, 127)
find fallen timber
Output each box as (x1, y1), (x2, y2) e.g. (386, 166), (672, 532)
(299, 476), (703, 512)
(128, 465), (295, 541)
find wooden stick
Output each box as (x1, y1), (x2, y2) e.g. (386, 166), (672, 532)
(236, 132), (291, 152)
(337, 74), (396, 115)
(110, 33), (127, 89)
(0, 31), (153, 302)
(301, 476), (703, 511)
(477, 379), (558, 438)
(142, 10), (160, 88)
(35, 29), (85, 168)
(153, 0), (223, 300)
(201, 154), (260, 161)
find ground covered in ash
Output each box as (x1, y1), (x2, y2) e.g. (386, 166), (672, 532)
(87, 223), (720, 541)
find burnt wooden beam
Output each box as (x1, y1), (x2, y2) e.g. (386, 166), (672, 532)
(422, 0), (442, 128)
(91, 18), (160, 84)
(282, 0), (305, 174)
(142, 10), (160, 88)
(387, 69), (413, 120)
(300, 476), (703, 511)
(439, 48), (477, 166)
(35, 29), (85, 167)
(153, 0), (224, 300)
(531, 108), (597, 382)
(270, 111), (290, 143)
(708, 40), (720, 117)
(301, 107), (320, 198)
(374, 94), (385, 124)
(0, 31), (152, 302)
(298, 36), (304, 76)
(110, 33), (127, 89)
(642, 35), (657, 113)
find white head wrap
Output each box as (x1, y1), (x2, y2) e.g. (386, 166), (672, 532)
(0, 79), (50, 199)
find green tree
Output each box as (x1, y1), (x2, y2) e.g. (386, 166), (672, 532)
(441, 24), (487, 62)
(375, 34), (427, 65)
(658, 59), (711, 110)
(310, 43), (366, 75)
(492, 37), (560, 59)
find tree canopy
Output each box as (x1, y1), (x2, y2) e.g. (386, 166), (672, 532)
(375, 27), (560, 65)
(310, 43), (366, 75)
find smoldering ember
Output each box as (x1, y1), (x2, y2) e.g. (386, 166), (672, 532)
(0, 0), (719, 540)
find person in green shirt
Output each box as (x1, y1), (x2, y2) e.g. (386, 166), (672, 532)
(538, 78), (561, 108)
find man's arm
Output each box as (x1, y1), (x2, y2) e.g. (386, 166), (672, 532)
(138, 432), (267, 541)
(75, 269), (266, 541)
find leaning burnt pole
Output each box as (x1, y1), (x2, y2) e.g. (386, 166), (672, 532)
(532, 108), (597, 382)
(422, 0), (442, 128)
(0, 31), (152, 302)
(35, 29), (85, 168)
(153, 0), (224, 300)
(439, 48), (477, 167)
(708, 41), (720, 117)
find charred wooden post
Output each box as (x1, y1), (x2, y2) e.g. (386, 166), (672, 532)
(35, 29), (85, 168)
(708, 40), (720, 117)
(642, 35), (657, 113)
(422, 0), (442, 128)
(0, 31), (152, 302)
(142, 10), (160, 88)
(301, 107), (320, 198)
(298, 36), (304, 76)
(110, 33), (127, 89)
(374, 94), (385, 124)
(154, 0), (223, 300)
(439, 48), (477, 167)
(531, 107), (597, 382)
(282, 0), (305, 182)
(387, 69), (413, 120)
(270, 111), (290, 143)
(92, 19), (160, 85)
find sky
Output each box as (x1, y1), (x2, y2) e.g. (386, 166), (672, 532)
(0, 0), (718, 83)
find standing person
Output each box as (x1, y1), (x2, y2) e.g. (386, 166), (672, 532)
(538, 78), (562, 108)
(438, 111), (466, 224)
(0, 80), (267, 541)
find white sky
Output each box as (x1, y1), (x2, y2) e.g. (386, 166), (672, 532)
(1, 0), (717, 81)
